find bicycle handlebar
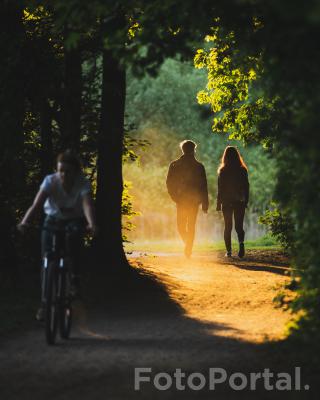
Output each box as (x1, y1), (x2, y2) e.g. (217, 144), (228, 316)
(17, 223), (88, 234)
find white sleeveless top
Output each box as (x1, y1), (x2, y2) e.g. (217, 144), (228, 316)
(40, 173), (91, 220)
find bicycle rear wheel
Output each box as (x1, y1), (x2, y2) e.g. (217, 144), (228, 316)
(45, 261), (58, 345)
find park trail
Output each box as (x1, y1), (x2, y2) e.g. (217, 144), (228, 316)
(0, 249), (318, 399)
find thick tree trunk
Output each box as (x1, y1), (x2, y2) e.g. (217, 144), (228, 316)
(95, 49), (128, 268)
(0, 0), (25, 195)
(61, 47), (82, 150)
(0, 1), (25, 283)
(39, 98), (53, 177)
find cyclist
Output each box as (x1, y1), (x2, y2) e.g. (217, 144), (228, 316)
(18, 150), (97, 320)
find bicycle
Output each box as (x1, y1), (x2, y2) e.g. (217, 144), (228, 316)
(41, 223), (80, 345)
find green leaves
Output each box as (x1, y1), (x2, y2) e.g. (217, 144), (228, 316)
(259, 203), (295, 250)
(194, 10), (320, 332)
(194, 23), (276, 143)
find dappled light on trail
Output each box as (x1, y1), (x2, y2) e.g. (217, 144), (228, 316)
(2, 247), (315, 400)
(128, 249), (291, 344)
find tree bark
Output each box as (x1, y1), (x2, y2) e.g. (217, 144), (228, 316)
(0, 1), (25, 283)
(95, 49), (128, 268)
(39, 98), (53, 177)
(0, 0), (25, 195)
(61, 47), (82, 151)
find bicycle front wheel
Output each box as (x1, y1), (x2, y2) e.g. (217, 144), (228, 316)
(59, 305), (72, 339)
(45, 261), (58, 345)
(59, 271), (72, 339)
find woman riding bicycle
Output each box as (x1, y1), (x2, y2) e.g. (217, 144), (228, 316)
(18, 150), (97, 320)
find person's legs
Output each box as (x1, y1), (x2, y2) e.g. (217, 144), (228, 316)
(66, 221), (83, 273)
(234, 203), (246, 257)
(234, 203), (245, 242)
(222, 205), (233, 255)
(185, 204), (199, 257)
(65, 219), (85, 295)
(177, 204), (188, 244)
(37, 217), (55, 321)
(41, 216), (56, 258)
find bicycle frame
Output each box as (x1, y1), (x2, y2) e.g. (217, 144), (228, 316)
(41, 228), (71, 304)
(41, 225), (76, 344)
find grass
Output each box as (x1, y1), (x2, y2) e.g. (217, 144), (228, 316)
(124, 234), (281, 253)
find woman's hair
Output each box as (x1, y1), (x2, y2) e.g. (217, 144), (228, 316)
(56, 149), (81, 171)
(218, 146), (248, 173)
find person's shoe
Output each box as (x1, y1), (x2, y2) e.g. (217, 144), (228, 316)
(238, 242), (245, 258)
(35, 306), (44, 322)
(225, 251), (232, 258)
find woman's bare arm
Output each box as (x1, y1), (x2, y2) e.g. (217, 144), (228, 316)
(82, 193), (97, 235)
(20, 189), (48, 226)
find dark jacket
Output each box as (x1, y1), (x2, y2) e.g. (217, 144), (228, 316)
(166, 154), (209, 209)
(217, 166), (249, 209)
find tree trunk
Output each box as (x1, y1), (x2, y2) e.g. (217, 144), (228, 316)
(0, 1), (25, 283)
(95, 49), (128, 268)
(0, 0), (25, 196)
(39, 98), (53, 177)
(61, 47), (82, 150)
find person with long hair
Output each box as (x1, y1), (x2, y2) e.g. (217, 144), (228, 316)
(216, 146), (249, 258)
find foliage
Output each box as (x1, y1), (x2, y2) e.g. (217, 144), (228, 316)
(259, 204), (294, 250)
(195, 5), (320, 330)
(125, 58), (277, 222)
(122, 133), (150, 238)
(121, 182), (139, 242)
(194, 24), (278, 145)
(0, 1), (150, 268)
(123, 134), (150, 163)
(3, 0), (320, 331)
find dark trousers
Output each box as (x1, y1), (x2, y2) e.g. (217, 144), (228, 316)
(41, 216), (85, 276)
(176, 203), (199, 252)
(222, 202), (246, 251)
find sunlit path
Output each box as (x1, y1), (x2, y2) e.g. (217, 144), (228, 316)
(2, 249), (315, 400)
(129, 250), (291, 343)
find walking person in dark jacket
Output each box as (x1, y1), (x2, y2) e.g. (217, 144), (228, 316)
(216, 146), (249, 258)
(166, 140), (209, 258)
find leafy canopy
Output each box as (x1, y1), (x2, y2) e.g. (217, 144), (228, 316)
(194, 22), (278, 145)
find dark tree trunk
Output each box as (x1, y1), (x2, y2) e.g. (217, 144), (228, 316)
(0, 0), (25, 195)
(61, 47), (82, 151)
(0, 1), (25, 283)
(39, 98), (53, 177)
(95, 49), (128, 268)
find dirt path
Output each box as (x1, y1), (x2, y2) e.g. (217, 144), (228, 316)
(0, 250), (316, 399)
(132, 250), (290, 343)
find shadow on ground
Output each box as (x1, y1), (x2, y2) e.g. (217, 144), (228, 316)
(216, 249), (292, 276)
(1, 256), (319, 400)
